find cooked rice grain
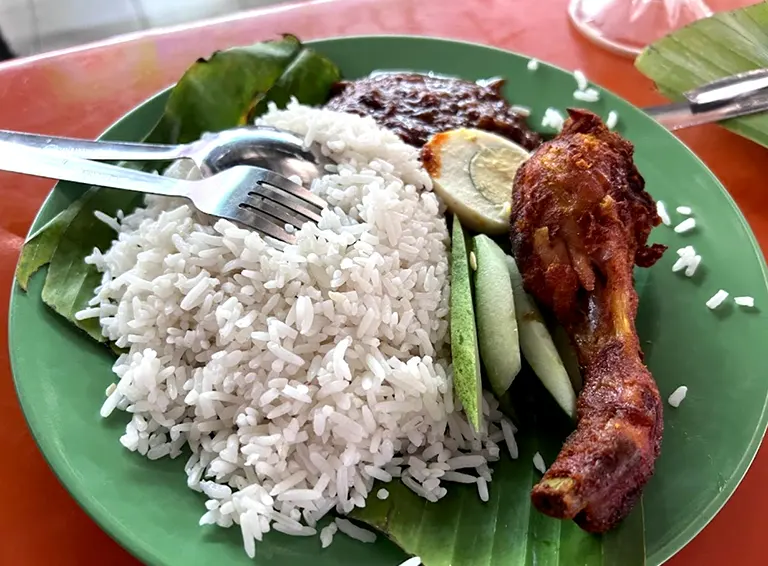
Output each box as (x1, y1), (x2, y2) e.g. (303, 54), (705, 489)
(656, 201), (671, 226)
(668, 386), (688, 408)
(735, 296), (756, 308)
(84, 103), (504, 555)
(706, 290), (729, 310)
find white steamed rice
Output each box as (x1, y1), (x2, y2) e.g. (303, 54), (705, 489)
(541, 107), (565, 132)
(80, 102), (518, 557)
(734, 296), (755, 308)
(706, 289), (729, 310)
(573, 69), (588, 91)
(656, 201), (671, 226)
(572, 88), (599, 103)
(668, 386), (688, 408)
(672, 246), (701, 278)
(674, 218), (696, 234)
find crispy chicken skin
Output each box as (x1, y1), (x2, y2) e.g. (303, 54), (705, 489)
(510, 109), (666, 533)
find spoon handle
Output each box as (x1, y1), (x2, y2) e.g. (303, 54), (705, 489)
(0, 129), (187, 162)
(644, 91), (768, 131)
(0, 141), (186, 197)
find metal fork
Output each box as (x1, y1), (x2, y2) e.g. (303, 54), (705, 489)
(0, 142), (326, 244)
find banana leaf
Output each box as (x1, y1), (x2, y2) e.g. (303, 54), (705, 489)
(15, 35), (341, 333)
(635, 1), (768, 147)
(15, 187), (142, 341)
(147, 34), (340, 144)
(351, 373), (646, 566)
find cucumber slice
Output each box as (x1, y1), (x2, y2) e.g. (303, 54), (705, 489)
(472, 235), (522, 397)
(450, 217), (483, 432)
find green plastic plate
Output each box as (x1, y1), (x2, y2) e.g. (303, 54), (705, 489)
(9, 36), (768, 566)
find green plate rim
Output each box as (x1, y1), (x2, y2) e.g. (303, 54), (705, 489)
(8, 34), (768, 566)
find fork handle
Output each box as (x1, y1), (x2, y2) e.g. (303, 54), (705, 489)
(0, 141), (187, 196)
(0, 129), (187, 161)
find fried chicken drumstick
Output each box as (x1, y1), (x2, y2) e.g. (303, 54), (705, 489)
(510, 109), (666, 533)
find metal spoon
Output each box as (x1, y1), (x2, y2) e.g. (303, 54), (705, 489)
(644, 94), (768, 131)
(643, 68), (768, 131)
(0, 126), (334, 187)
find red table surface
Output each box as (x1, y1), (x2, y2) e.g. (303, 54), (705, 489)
(0, 0), (763, 564)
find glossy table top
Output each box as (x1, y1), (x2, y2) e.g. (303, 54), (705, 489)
(0, 0), (763, 564)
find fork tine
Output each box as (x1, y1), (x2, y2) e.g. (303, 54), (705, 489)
(241, 195), (308, 230)
(227, 205), (296, 244)
(246, 185), (323, 223)
(256, 169), (327, 210)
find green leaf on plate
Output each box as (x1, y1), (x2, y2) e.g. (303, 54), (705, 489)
(14, 36), (341, 337)
(352, 375), (646, 566)
(16, 195), (84, 292)
(147, 34), (341, 144)
(249, 47), (343, 119)
(16, 188), (142, 342)
(635, 2), (768, 148)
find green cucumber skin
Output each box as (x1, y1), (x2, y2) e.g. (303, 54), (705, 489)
(450, 218), (483, 432)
